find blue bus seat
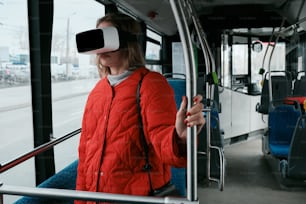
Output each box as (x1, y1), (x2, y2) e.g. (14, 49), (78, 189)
(167, 78), (186, 110)
(15, 160), (78, 204)
(170, 167), (186, 196)
(166, 77), (187, 196)
(280, 115), (306, 180)
(268, 104), (301, 158)
(204, 99), (220, 128)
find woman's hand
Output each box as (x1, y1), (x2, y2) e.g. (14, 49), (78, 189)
(175, 95), (205, 141)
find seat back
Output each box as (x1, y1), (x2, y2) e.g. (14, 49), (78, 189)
(166, 77), (187, 196)
(268, 104), (301, 158)
(167, 78), (186, 109)
(293, 76), (306, 96)
(256, 78), (270, 114)
(287, 115), (306, 179)
(257, 72), (292, 114)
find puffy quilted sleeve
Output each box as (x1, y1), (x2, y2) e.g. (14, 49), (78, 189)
(75, 107), (88, 193)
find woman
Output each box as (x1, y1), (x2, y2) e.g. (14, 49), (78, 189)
(75, 13), (205, 203)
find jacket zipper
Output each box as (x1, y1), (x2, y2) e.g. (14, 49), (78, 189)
(95, 86), (114, 195)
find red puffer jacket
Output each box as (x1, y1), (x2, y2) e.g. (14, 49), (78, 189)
(75, 68), (187, 204)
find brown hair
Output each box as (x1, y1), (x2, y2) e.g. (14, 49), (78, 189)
(96, 13), (145, 77)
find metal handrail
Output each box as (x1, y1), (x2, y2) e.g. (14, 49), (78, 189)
(169, 0), (198, 201)
(0, 184), (199, 204)
(0, 128), (81, 173)
(209, 145), (225, 191)
(267, 19), (285, 105)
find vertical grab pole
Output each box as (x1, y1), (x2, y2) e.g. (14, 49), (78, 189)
(185, 0), (213, 183)
(169, 0), (198, 201)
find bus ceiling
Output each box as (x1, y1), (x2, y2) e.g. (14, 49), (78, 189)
(102, 0), (306, 36)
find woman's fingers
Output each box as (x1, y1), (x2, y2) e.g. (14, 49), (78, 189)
(184, 95), (205, 133)
(176, 95), (206, 140)
(178, 96), (188, 113)
(185, 110), (204, 126)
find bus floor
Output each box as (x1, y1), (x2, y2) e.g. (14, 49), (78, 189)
(197, 136), (306, 204)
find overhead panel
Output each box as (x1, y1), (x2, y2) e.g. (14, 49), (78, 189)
(113, 0), (177, 35)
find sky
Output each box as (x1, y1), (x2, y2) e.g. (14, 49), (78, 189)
(0, 0), (104, 54)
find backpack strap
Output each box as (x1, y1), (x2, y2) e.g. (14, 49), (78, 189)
(136, 75), (154, 195)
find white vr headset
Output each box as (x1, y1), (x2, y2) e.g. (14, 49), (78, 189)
(76, 26), (137, 54)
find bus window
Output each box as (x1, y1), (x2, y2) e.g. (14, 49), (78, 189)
(51, 0), (105, 171)
(0, 0), (31, 165)
(221, 31), (286, 91)
(145, 29), (162, 73)
(221, 34), (231, 88)
(0, 1), (34, 203)
(251, 42), (286, 86)
(146, 41), (160, 60)
(232, 44), (248, 75)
